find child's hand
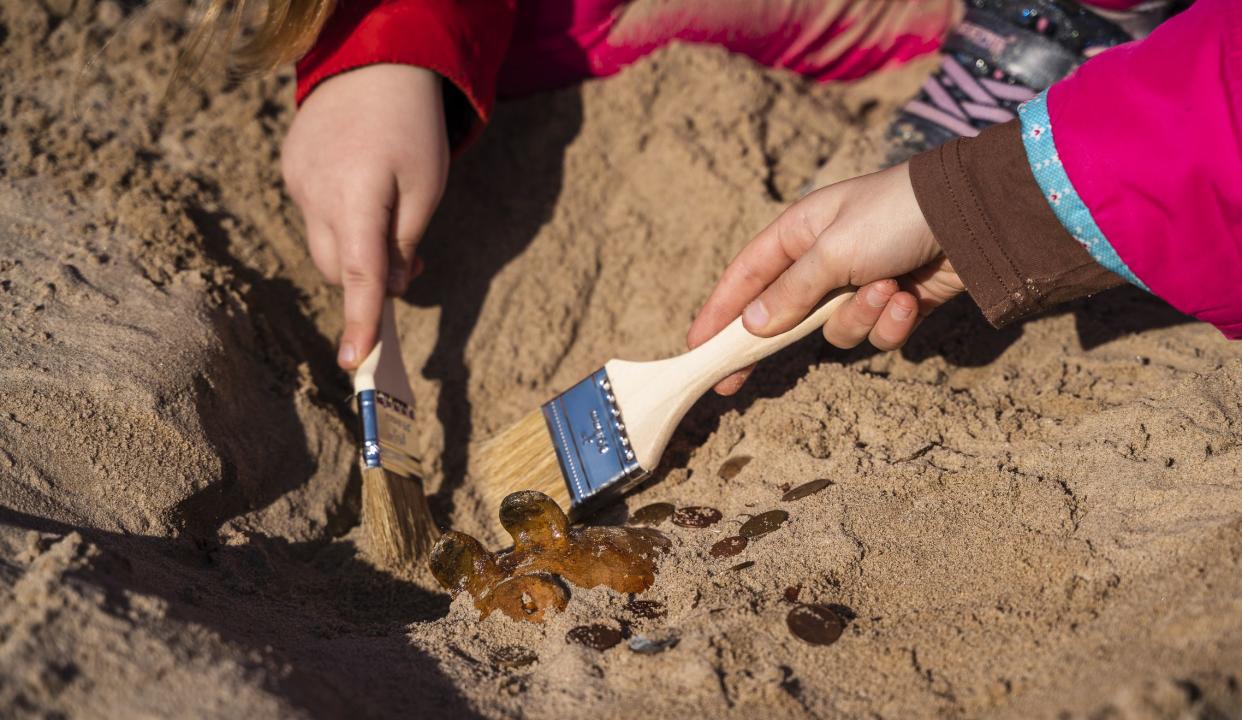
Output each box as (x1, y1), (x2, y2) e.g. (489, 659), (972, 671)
(282, 64), (450, 369)
(687, 162), (965, 395)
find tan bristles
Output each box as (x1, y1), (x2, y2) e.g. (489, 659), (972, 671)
(475, 410), (571, 530)
(361, 467), (440, 569)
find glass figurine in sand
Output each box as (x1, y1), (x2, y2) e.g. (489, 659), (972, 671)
(430, 491), (670, 622)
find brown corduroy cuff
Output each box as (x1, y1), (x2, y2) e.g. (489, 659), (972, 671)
(908, 120), (1124, 328)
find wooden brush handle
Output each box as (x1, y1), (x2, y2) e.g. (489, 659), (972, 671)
(605, 287), (855, 471)
(678, 287), (855, 391)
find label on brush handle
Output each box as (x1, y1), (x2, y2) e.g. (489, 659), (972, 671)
(541, 369), (647, 510)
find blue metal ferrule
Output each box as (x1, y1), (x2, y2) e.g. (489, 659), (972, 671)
(541, 368), (647, 511)
(357, 389), (383, 469)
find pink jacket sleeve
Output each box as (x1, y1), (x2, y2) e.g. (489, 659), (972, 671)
(1017, 0), (1242, 339)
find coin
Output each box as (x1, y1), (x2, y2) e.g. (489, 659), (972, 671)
(566, 624), (623, 650)
(629, 502), (675, 526)
(739, 510), (788, 539)
(489, 645), (538, 670)
(672, 506), (722, 528)
(781, 479), (833, 502)
(625, 599), (667, 619)
(786, 604), (845, 646)
(718, 456), (753, 480)
(709, 536), (748, 558)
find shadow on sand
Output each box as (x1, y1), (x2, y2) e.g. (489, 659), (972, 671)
(0, 506), (477, 718)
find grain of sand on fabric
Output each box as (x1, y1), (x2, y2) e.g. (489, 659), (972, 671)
(1, 2), (1240, 718)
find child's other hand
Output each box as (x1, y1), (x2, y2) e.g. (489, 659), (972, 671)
(282, 64), (450, 369)
(687, 162), (965, 395)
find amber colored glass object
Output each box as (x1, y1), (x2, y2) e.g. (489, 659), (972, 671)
(430, 491), (669, 622)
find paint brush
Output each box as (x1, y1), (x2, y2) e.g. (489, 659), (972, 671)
(353, 299), (439, 566)
(476, 289), (855, 523)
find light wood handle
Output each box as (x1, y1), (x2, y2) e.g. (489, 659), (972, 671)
(677, 287), (856, 396)
(605, 287), (855, 471)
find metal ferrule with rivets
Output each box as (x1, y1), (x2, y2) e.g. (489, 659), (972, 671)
(357, 388), (420, 477)
(541, 368), (648, 512)
(358, 389), (383, 469)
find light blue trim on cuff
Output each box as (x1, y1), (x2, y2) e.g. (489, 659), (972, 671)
(1018, 91), (1148, 291)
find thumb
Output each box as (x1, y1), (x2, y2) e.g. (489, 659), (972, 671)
(742, 227), (851, 338)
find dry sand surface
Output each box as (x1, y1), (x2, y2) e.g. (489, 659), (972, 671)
(2, 2), (1241, 718)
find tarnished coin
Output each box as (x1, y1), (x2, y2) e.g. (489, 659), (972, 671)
(625, 599), (667, 619)
(628, 634), (678, 655)
(718, 456), (753, 480)
(739, 510), (788, 539)
(489, 645), (538, 670)
(672, 506), (722, 528)
(709, 536), (748, 558)
(786, 604), (845, 646)
(566, 624), (623, 650)
(826, 603), (857, 621)
(629, 502), (675, 526)
(782, 479), (833, 502)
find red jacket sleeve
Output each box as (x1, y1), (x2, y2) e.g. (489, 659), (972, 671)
(296, 0), (517, 144)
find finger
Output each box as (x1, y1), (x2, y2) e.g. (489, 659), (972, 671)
(712, 364), (755, 396)
(821, 279), (898, 349)
(744, 221), (854, 337)
(335, 207), (391, 369)
(868, 291), (919, 351)
(687, 190), (839, 349)
(906, 260), (966, 318)
(304, 217), (341, 285)
(387, 187), (440, 295)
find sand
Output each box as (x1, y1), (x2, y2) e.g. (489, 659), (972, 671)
(2, 2), (1240, 718)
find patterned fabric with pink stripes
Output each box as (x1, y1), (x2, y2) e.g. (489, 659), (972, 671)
(905, 56), (1037, 137)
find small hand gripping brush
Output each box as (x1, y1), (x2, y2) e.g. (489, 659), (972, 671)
(476, 289), (855, 525)
(354, 299), (439, 566)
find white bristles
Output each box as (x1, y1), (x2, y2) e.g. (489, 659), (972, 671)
(361, 467), (440, 568)
(475, 410), (572, 530)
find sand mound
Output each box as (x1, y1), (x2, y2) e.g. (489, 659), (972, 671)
(1, 2), (1240, 718)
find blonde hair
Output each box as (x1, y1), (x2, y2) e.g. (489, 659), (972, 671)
(180, 0), (338, 78)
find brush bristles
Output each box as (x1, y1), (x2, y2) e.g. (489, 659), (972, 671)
(475, 410), (572, 526)
(362, 467), (440, 569)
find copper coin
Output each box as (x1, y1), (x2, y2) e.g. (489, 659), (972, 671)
(729, 560), (755, 572)
(626, 599), (667, 619)
(784, 585), (802, 603)
(489, 645), (538, 669)
(629, 502), (675, 526)
(709, 536), (748, 558)
(782, 479), (833, 502)
(566, 624), (623, 650)
(717, 456), (752, 480)
(672, 506), (722, 528)
(826, 603), (857, 621)
(739, 510), (788, 539)
(786, 604), (845, 646)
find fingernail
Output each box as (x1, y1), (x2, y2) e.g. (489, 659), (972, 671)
(891, 303), (913, 321)
(866, 284), (890, 308)
(338, 342), (357, 367)
(743, 299), (769, 329)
